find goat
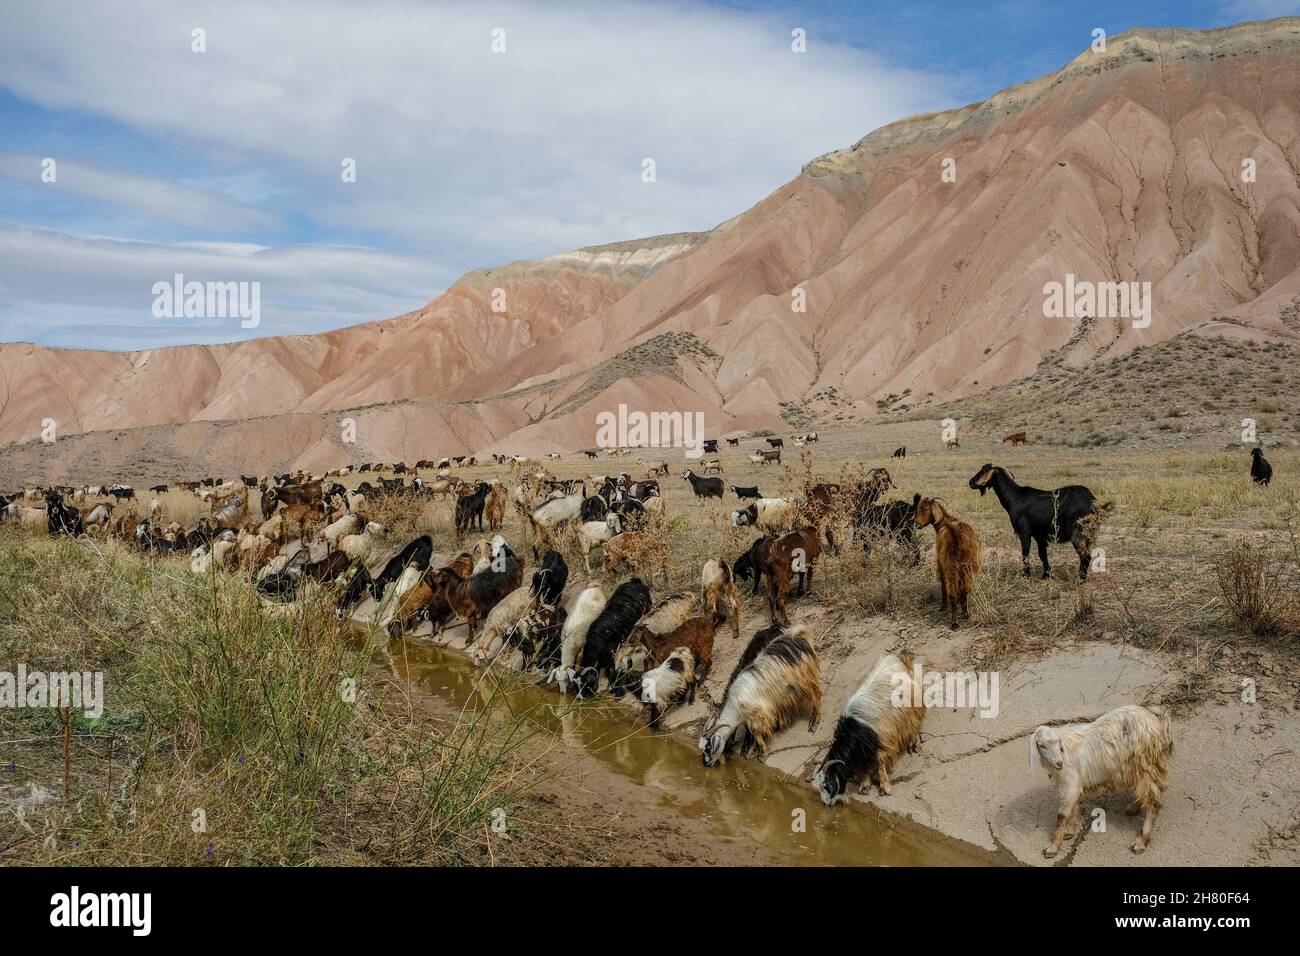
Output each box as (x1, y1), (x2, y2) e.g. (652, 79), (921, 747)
(571, 577), (652, 699)
(578, 511), (624, 572)
(1251, 447), (1273, 486)
(732, 535), (771, 597)
(640, 647), (697, 729)
(436, 550), (524, 642)
(531, 549), (569, 608)
(528, 485), (585, 558)
(389, 553), (477, 635)
(347, 534), (435, 616)
(726, 437), (740, 446)
(730, 484), (761, 500)
(892, 446), (906, 458)
(699, 625), (821, 766)
(767, 437), (784, 449)
(813, 651), (926, 803)
(969, 464), (1111, 580)
(609, 592), (699, 694)
(623, 614), (716, 706)
(914, 496), (981, 628)
(339, 521), (385, 561)
(1030, 704), (1174, 857)
(730, 497), (798, 534)
(548, 584), (607, 692)
(484, 481), (508, 530)
(467, 583), (536, 662)
(455, 482), (491, 536)
(681, 469), (723, 500)
(701, 557), (740, 642)
(1002, 431), (1028, 445)
(762, 527), (823, 626)
(699, 459), (723, 475)
(702, 439), (719, 454)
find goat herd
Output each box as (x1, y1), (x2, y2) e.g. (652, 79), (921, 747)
(10, 435), (1273, 858)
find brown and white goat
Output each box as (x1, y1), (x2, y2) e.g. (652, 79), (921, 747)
(762, 527), (823, 626)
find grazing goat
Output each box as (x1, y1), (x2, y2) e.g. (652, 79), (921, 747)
(968, 464), (1111, 580)
(1002, 431), (1028, 445)
(1250, 447), (1273, 486)
(766, 437), (784, 449)
(726, 437), (740, 446)
(1030, 704), (1174, 857)
(468, 584), (536, 662)
(531, 549), (569, 608)
(730, 497), (798, 534)
(339, 521), (385, 561)
(892, 446), (906, 458)
(762, 528), (823, 626)
(681, 469), (724, 500)
(528, 485), (585, 558)
(700, 557), (740, 642)
(700, 625), (821, 766)
(630, 617), (716, 716)
(578, 511), (624, 572)
(571, 578), (653, 699)
(814, 652), (925, 803)
(732, 535), (771, 597)
(484, 481), (508, 530)
(730, 484), (761, 500)
(913, 496), (981, 628)
(548, 584), (607, 692)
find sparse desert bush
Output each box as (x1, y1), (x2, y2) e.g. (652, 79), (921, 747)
(1213, 538), (1297, 638)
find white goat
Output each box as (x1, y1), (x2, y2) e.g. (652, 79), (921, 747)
(339, 521), (385, 561)
(547, 583), (607, 692)
(1030, 704), (1174, 857)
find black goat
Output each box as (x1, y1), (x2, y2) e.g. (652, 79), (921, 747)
(892, 446), (906, 458)
(855, 498), (920, 564)
(455, 482), (490, 535)
(1251, 447), (1273, 486)
(572, 578), (653, 699)
(335, 534), (434, 617)
(767, 437), (784, 448)
(149, 484), (169, 494)
(726, 437), (740, 447)
(703, 439), (719, 454)
(531, 549), (569, 607)
(682, 469), (724, 500)
(730, 484), (761, 500)
(732, 535), (771, 597)
(44, 491), (83, 537)
(969, 464), (1112, 580)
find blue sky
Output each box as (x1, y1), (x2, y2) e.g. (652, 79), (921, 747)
(1, 0), (1295, 350)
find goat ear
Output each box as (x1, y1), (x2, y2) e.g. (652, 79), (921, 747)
(913, 493), (921, 505)
(1028, 732), (1043, 771)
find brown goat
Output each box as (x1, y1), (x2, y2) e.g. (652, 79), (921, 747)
(390, 552), (476, 635)
(913, 496), (981, 628)
(1002, 431), (1028, 445)
(432, 556), (524, 641)
(762, 528), (823, 626)
(620, 616), (717, 687)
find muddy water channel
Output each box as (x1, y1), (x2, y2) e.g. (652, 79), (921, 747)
(384, 636), (1000, 867)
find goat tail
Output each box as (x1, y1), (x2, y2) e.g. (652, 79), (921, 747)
(1144, 703), (1174, 757)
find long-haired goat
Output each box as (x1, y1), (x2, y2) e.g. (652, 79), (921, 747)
(700, 625), (821, 766)
(913, 496), (981, 628)
(640, 647), (697, 729)
(572, 577), (653, 699)
(701, 557), (740, 643)
(548, 583), (607, 692)
(762, 527), (823, 626)
(610, 593), (701, 695)
(1030, 704), (1174, 857)
(813, 651), (925, 804)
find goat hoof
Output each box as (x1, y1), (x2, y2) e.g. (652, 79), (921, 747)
(1042, 846), (1058, 859)
(1130, 841), (1147, 854)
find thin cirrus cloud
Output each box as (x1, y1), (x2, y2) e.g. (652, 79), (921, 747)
(0, 0), (964, 349)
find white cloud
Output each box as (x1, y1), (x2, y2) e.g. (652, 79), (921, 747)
(0, 0), (959, 348)
(0, 222), (441, 348)
(0, 153), (280, 233)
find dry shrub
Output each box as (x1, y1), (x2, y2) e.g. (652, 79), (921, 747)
(1213, 538), (1297, 638)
